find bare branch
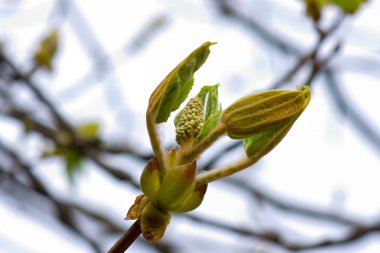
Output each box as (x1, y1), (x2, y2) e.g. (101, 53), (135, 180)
(182, 212), (380, 251)
(324, 70), (380, 153)
(0, 51), (73, 132)
(213, 0), (301, 55)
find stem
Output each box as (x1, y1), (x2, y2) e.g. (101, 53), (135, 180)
(146, 114), (167, 180)
(179, 123), (226, 164)
(195, 156), (260, 187)
(108, 219), (141, 253)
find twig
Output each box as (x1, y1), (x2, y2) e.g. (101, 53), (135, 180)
(0, 51), (73, 133)
(85, 148), (141, 189)
(269, 51), (314, 89)
(324, 70), (380, 153)
(0, 160), (170, 253)
(226, 178), (363, 227)
(0, 104), (142, 188)
(182, 213), (380, 251)
(270, 13), (345, 89)
(304, 42), (342, 86)
(107, 220), (142, 253)
(0, 141), (102, 253)
(215, 0), (301, 55)
(201, 140), (241, 171)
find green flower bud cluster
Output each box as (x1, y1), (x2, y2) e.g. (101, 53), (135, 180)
(175, 97), (204, 145)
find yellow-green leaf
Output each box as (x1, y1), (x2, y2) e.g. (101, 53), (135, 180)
(243, 117), (297, 158)
(197, 84), (220, 120)
(155, 162), (196, 210)
(222, 86), (311, 139)
(172, 184), (208, 213)
(64, 149), (84, 182)
(140, 157), (161, 200)
(332, 0), (365, 14)
(75, 122), (100, 141)
(147, 42), (215, 124)
(34, 29), (59, 70)
(194, 108), (222, 144)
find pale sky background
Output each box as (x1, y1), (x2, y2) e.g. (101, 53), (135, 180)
(0, 0), (380, 252)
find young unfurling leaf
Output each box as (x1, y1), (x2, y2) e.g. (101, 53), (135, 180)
(193, 84), (222, 144)
(221, 86), (311, 139)
(243, 117), (298, 158)
(147, 42), (215, 124)
(197, 84), (220, 120)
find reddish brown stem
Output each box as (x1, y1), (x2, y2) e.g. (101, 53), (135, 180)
(108, 220), (141, 253)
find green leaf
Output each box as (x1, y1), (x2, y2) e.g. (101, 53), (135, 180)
(194, 108), (222, 144)
(191, 84), (222, 144)
(222, 86), (311, 139)
(148, 42), (216, 124)
(140, 157), (161, 200)
(64, 149), (84, 182)
(75, 122), (100, 141)
(155, 162), (196, 210)
(171, 184), (208, 213)
(172, 75), (195, 113)
(34, 29), (59, 71)
(222, 90), (291, 118)
(331, 0), (365, 14)
(243, 117), (297, 158)
(197, 84), (220, 120)
(41, 145), (84, 182)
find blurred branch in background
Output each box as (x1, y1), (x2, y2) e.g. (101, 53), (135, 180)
(0, 141), (173, 253)
(1, 0), (380, 253)
(324, 70), (380, 153)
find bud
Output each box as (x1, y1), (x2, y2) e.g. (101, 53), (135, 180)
(140, 202), (171, 241)
(126, 194), (149, 220)
(155, 162), (196, 210)
(221, 86), (311, 139)
(140, 157), (161, 200)
(166, 147), (177, 168)
(172, 184), (208, 213)
(175, 97), (204, 145)
(193, 84), (222, 144)
(34, 29), (59, 70)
